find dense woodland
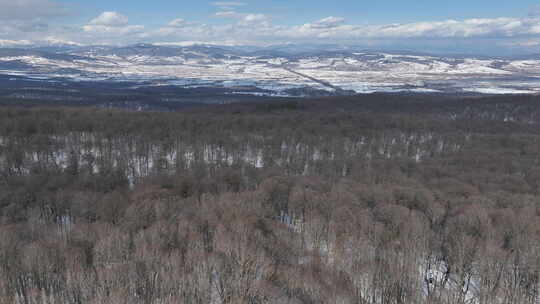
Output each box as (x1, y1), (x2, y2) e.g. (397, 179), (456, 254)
(0, 94), (539, 303)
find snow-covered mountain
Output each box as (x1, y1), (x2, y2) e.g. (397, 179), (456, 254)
(1, 44), (540, 96)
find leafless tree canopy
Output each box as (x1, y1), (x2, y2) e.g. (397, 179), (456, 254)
(0, 95), (539, 303)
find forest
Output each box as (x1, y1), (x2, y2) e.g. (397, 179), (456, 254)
(0, 94), (539, 304)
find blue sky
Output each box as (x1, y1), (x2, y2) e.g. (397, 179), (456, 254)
(79, 0), (537, 23)
(1, 0), (540, 54)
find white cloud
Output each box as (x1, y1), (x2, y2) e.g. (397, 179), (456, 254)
(154, 18), (204, 37)
(82, 11), (144, 39)
(2, 8), (540, 52)
(211, 1), (247, 12)
(0, 37), (82, 47)
(0, 0), (69, 20)
(276, 17), (540, 41)
(144, 15), (540, 50)
(214, 11), (243, 18)
(43, 37), (83, 46)
(309, 16), (346, 29)
(375, 18), (540, 38)
(214, 11), (270, 26)
(168, 18), (191, 27)
(212, 1), (245, 9)
(0, 39), (33, 47)
(89, 11), (129, 27)
(83, 24), (144, 35)
(243, 14), (267, 23)
(0, 0), (70, 43)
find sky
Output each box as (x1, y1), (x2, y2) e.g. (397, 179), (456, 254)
(1, 0), (540, 55)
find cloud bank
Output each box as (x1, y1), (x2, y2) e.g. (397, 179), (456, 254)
(83, 12), (144, 36)
(0, 0), (69, 20)
(0, 3), (540, 54)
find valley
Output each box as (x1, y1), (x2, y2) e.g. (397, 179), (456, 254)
(1, 44), (540, 99)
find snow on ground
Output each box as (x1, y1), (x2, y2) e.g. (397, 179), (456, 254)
(462, 87), (538, 94)
(1, 51), (540, 94)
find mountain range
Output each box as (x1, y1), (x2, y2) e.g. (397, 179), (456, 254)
(1, 43), (540, 97)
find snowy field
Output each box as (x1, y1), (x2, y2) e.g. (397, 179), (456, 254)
(1, 49), (540, 95)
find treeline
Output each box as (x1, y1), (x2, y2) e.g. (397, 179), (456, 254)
(0, 95), (539, 303)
